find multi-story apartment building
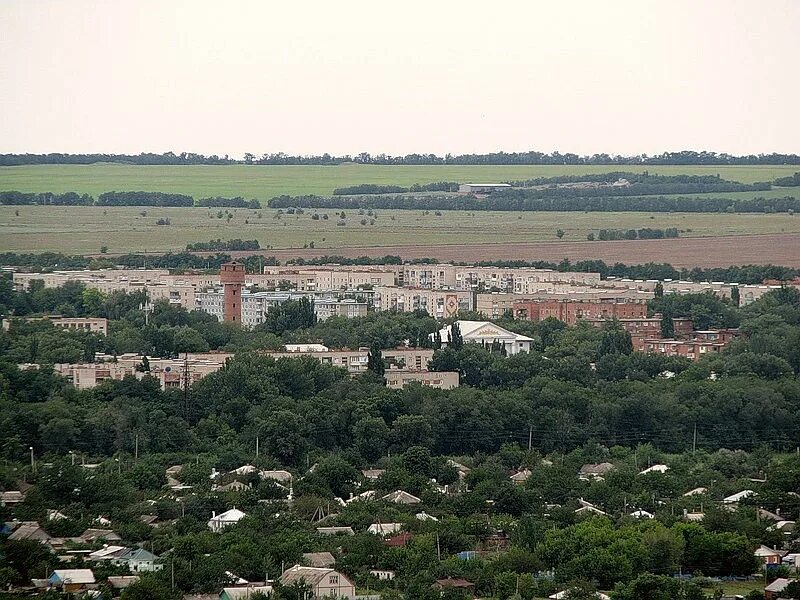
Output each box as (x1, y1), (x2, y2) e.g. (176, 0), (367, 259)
(262, 347), (436, 373)
(603, 278), (786, 306)
(402, 265), (601, 291)
(49, 317), (109, 336)
(195, 290), (314, 328)
(373, 286), (473, 318)
(257, 267), (396, 291)
(512, 300), (648, 325)
(194, 290), (368, 327)
(476, 290), (651, 318)
(314, 298), (369, 320)
(385, 370), (459, 390)
(585, 316), (695, 339)
(634, 330), (738, 360)
(3, 316), (109, 336)
(49, 353), (226, 390)
(12, 269), (170, 291)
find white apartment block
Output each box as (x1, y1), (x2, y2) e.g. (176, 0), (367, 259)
(373, 286), (473, 318)
(401, 265), (602, 292)
(258, 267), (396, 291)
(195, 290), (368, 328)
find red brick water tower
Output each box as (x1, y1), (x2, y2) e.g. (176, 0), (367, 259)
(220, 261), (245, 323)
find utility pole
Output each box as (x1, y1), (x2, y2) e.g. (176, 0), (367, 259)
(528, 426), (532, 451)
(29, 446), (35, 473)
(171, 559), (175, 590)
(436, 533), (441, 561)
(692, 423), (697, 453)
(255, 436), (259, 458)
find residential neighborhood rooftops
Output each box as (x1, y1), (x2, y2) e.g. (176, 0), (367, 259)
(302, 551), (335, 568)
(764, 577), (796, 594)
(8, 521), (51, 541)
(279, 565), (351, 588)
(382, 490), (421, 504)
(723, 490), (755, 503)
(639, 464), (669, 475)
(0, 490), (25, 505)
(220, 586), (274, 599)
(316, 526), (354, 536)
(50, 569), (96, 585)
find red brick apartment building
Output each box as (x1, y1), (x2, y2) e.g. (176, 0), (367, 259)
(634, 330), (739, 360)
(586, 316), (695, 339)
(512, 300), (647, 325)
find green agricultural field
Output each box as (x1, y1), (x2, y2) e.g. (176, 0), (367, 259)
(0, 163), (796, 201)
(1, 205), (798, 255)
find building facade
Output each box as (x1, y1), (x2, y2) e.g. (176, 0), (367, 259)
(512, 300), (648, 325)
(385, 370), (459, 389)
(373, 286), (473, 318)
(436, 321), (533, 355)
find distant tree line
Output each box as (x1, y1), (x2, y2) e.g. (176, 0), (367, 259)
(508, 171), (763, 187)
(774, 171), (800, 186)
(0, 191), (93, 205)
(1, 190), (261, 208)
(268, 193), (799, 214)
(97, 191), (194, 207)
(185, 239), (261, 252)
(2, 150), (799, 165)
(594, 228), (679, 241)
(0, 251), (277, 274)
(332, 182), (457, 195)
(195, 196), (261, 209)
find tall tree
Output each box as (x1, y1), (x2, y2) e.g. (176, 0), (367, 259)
(449, 322), (464, 350)
(367, 341), (385, 376)
(660, 311), (675, 338)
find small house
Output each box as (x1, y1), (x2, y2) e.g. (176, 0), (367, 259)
(367, 523), (402, 536)
(208, 508), (247, 532)
(220, 586), (274, 600)
(48, 569), (96, 592)
(280, 565), (355, 599)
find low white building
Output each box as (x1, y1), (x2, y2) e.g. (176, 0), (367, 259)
(435, 321), (533, 355)
(639, 464), (669, 475)
(367, 523), (402, 536)
(208, 508), (247, 532)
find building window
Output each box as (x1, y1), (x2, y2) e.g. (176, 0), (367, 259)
(330, 576), (339, 585)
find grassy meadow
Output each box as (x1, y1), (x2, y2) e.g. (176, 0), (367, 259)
(0, 163), (797, 201)
(1, 205), (798, 255)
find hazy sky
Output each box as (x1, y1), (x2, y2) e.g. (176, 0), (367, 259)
(1, 0), (798, 157)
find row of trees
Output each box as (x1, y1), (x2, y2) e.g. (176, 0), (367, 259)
(185, 239), (261, 252)
(2, 150), (800, 165)
(195, 196), (261, 208)
(0, 191), (93, 205)
(594, 228), (679, 241)
(268, 193), (799, 214)
(0, 190), (262, 208)
(333, 182), (458, 195)
(775, 172), (800, 186)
